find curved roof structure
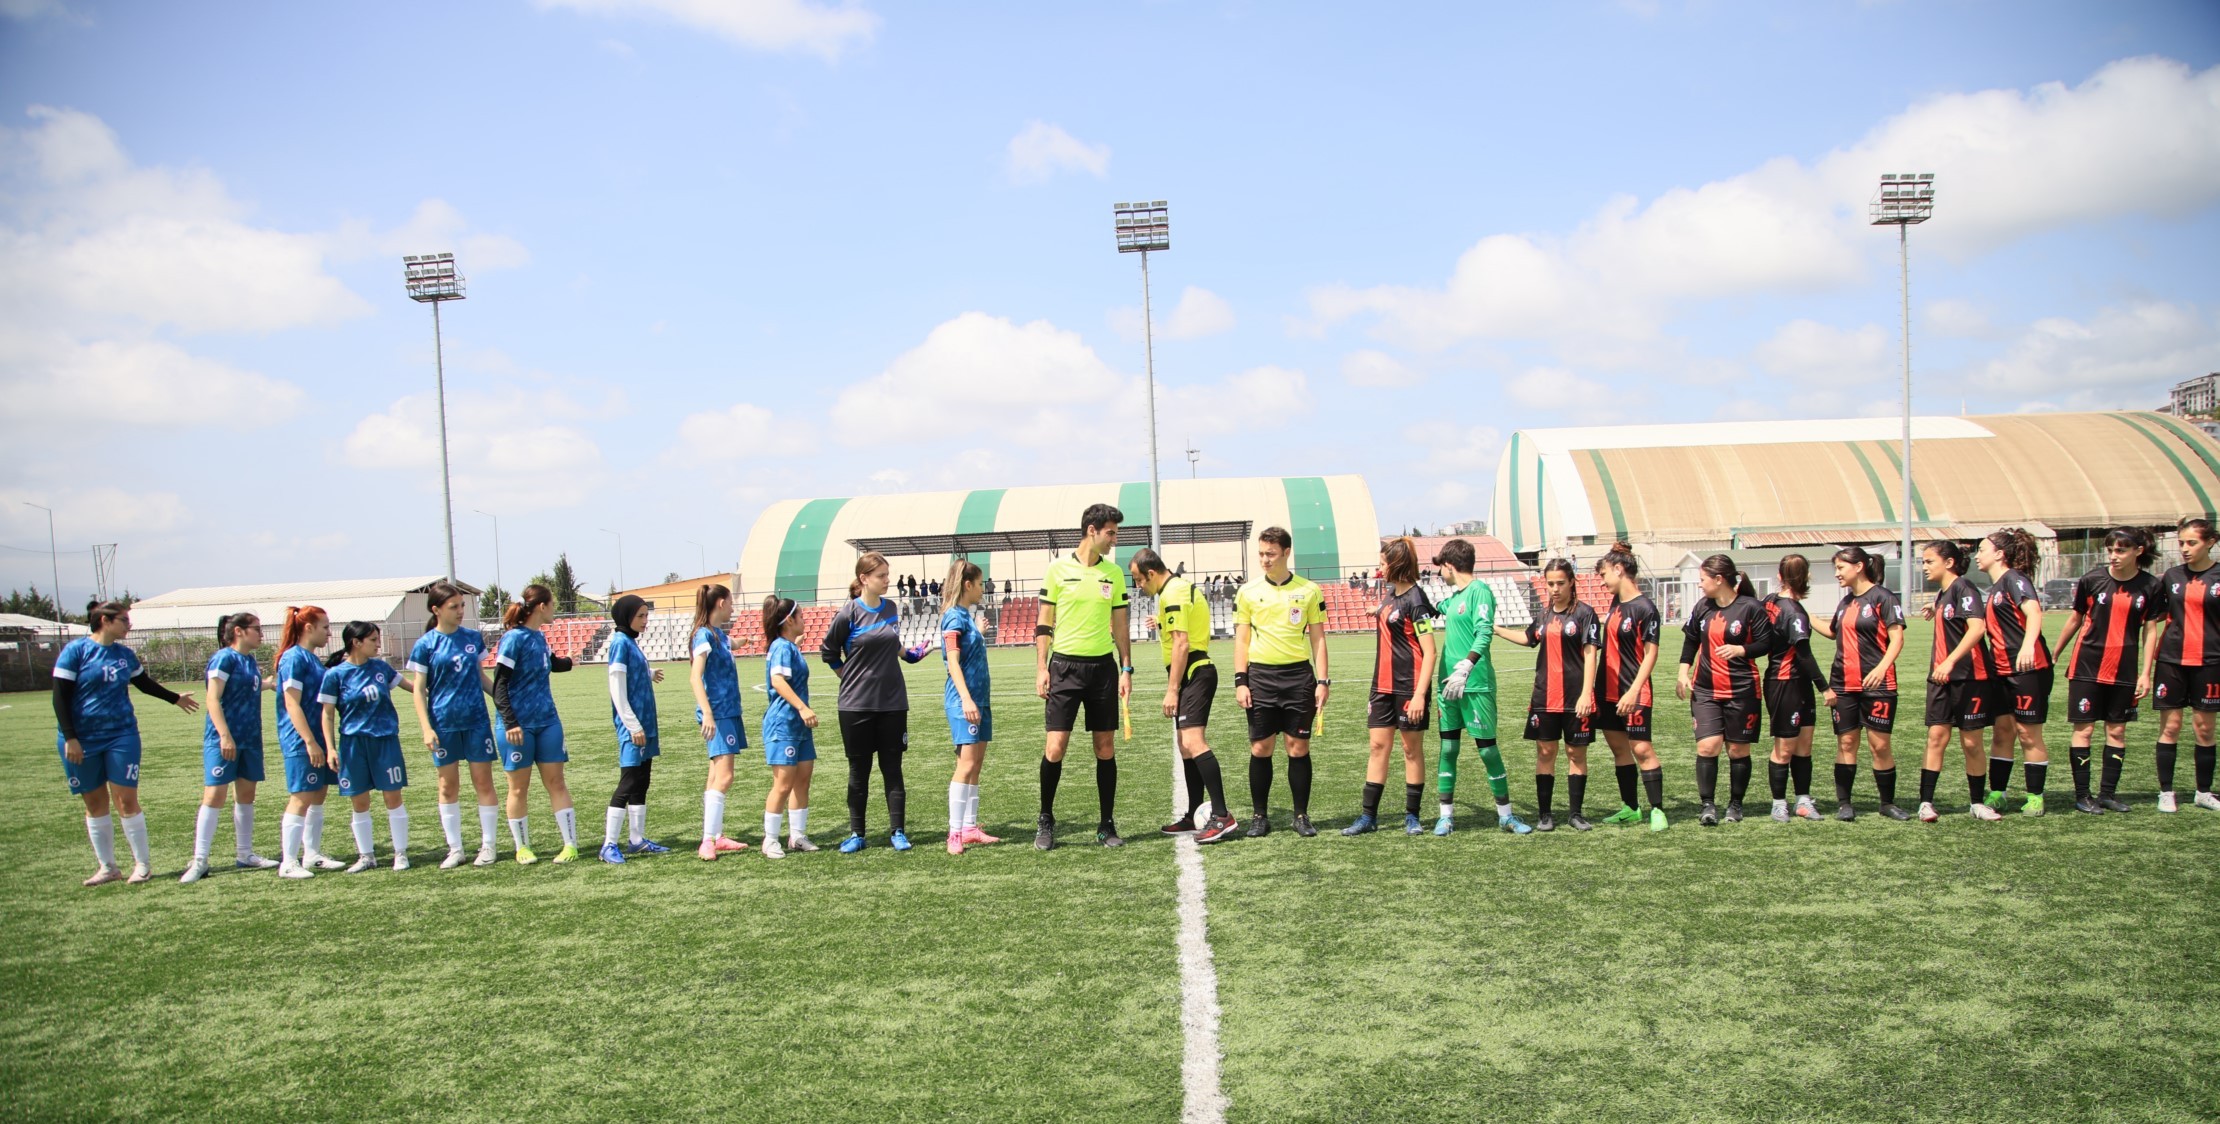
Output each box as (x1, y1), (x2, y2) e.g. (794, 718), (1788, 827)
(1490, 411), (2220, 554)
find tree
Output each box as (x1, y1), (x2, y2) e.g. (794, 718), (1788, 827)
(477, 582), (510, 620)
(662, 571), (681, 585)
(549, 553), (581, 613)
(3, 585), (63, 621)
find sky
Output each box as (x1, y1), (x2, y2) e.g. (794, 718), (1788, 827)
(2, 0), (2218, 606)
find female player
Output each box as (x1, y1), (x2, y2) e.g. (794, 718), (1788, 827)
(942, 560), (1010, 853)
(407, 581), (501, 868)
(1592, 544), (1666, 831)
(821, 552), (933, 854)
(761, 596), (819, 857)
(183, 611), (279, 884)
(2154, 517), (2220, 812)
(1433, 539), (1529, 835)
(1917, 541), (2002, 823)
(318, 621), (413, 871)
(1676, 555), (1773, 825)
(1977, 528), (2053, 815)
(688, 583), (750, 860)
(1814, 546), (1908, 821)
(493, 584), (581, 864)
(1493, 558), (1598, 832)
(274, 605), (343, 878)
(53, 599), (198, 886)
(1762, 556), (1827, 821)
(601, 594), (668, 863)
(1343, 537), (1437, 835)
(2056, 528), (2165, 813)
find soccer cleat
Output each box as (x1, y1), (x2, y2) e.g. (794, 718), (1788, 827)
(1835, 803), (1856, 822)
(713, 835), (749, 852)
(2197, 791), (2220, 811)
(235, 852), (279, 870)
(959, 826), (1000, 846)
(598, 842), (626, 864)
(1500, 812), (1534, 835)
(1534, 814), (1556, 833)
(2099, 796), (2131, 814)
(1433, 815), (1454, 836)
(515, 846), (539, 865)
(1918, 802), (1939, 823)
(474, 844), (497, 867)
(1984, 790), (2009, 811)
(762, 835), (787, 858)
(697, 838), (721, 861)
(1034, 816), (1057, 851)
(626, 838), (671, 855)
(1602, 804), (1643, 826)
(1970, 803), (2003, 821)
(305, 851), (346, 871)
(1648, 807), (1668, 832)
(947, 832), (964, 855)
(2158, 791), (2179, 813)
(1567, 814), (1594, 832)
(1404, 813), (1425, 835)
(345, 855), (377, 873)
(1195, 815), (1240, 844)
(1879, 804), (1911, 821)
(787, 834), (818, 852)
(1160, 816), (1197, 836)
(1723, 803), (1744, 824)
(277, 861), (313, 880)
(1096, 822), (1123, 847)
(178, 858), (209, 884)
(892, 830), (913, 852)
(440, 848), (467, 870)
(1340, 814), (1378, 836)
(2022, 794), (2045, 817)
(1244, 816), (1272, 838)
(838, 833), (868, 854)
(1794, 797), (1822, 821)
(1771, 801), (1791, 824)
(2073, 795), (2102, 815)
(1698, 804), (1719, 827)
(552, 845), (578, 864)
(83, 866), (123, 887)
(127, 862), (152, 884)
(392, 853), (410, 871)
(1292, 813), (1318, 837)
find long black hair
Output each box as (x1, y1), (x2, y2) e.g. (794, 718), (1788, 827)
(1700, 554), (1756, 599)
(324, 621), (382, 668)
(2102, 527), (2155, 571)
(1924, 540), (1970, 578)
(1832, 545), (1886, 586)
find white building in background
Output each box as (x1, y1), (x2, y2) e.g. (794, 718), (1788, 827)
(128, 576), (480, 657)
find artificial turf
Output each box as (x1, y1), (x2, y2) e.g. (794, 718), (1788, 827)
(2, 621), (2215, 1121)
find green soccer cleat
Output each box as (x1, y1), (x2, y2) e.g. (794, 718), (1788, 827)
(2022, 793), (2045, 817)
(1984, 790), (2008, 811)
(552, 845), (578, 864)
(1601, 805), (1643, 826)
(1648, 807), (1668, 832)
(514, 846), (538, 866)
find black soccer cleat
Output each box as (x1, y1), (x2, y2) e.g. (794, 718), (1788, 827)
(1534, 813), (1556, 833)
(1034, 815), (1057, 851)
(1566, 814), (1592, 832)
(2073, 795), (2103, 815)
(1096, 821), (1124, 848)
(1879, 803), (1911, 821)
(1244, 814), (1272, 838)
(1291, 813), (1317, 837)
(2099, 796), (2132, 814)
(1723, 802), (1744, 824)
(1698, 803), (1719, 827)
(1835, 802), (1857, 822)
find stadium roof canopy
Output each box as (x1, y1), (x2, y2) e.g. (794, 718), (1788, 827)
(129, 576), (478, 633)
(1491, 411), (2220, 555)
(850, 521), (1254, 559)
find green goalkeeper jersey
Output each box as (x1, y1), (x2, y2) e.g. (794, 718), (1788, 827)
(1434, 578), (1497, 696)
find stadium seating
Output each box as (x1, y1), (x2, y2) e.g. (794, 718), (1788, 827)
(993, 597), (1038, 646)
(1529, 573), (1613, 615)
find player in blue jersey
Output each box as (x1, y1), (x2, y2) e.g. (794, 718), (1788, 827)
(940, 560), (1003, 854)
(273, 605), (343, 879)
(408, 581), (502, 868)
(53, 599), (199, 886)
(318, 621), (415, 872)
(492, 584), (581, 864)
(688, 583), (751, 860)
(182, 611), (280, 884)
(759, 596), (819, 857)
(600, 595), (668, 863)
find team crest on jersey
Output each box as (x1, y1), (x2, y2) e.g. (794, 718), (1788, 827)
(1388, 609), (1401, 623)
(1860, 604), (1874, 620)
(1562, 621), (1577, 636)
(1620, 619), (1633, 633)
(1728, 620), (1742, 637)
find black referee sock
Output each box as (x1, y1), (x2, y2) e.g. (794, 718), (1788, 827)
(1967, 771), (1987, 804)
(1404, 783), (1423, 817)
(1694, 756), (1718, 804)
(1288, 754), (1314, 814)
(2197, 745), (2217, 793)
(1194, 752), (1228, 818)
(1181, 756), (1204, 820)
(1248, 756), (1272, 815)
(2068, 744), (2093, 797)
(1039, 757), (1063, 819)
(1535, 773), (1556, 817)
(1361, 781), (1384, 818)
(1768, 760), (1790, 801)
(1615, 762), (1639, 810)
(1567, 773), (1587, 816)
(1919, 768), (1939, 805)
(1728, 756), (1751, 805)
(1834, 763), (1857, 806)
(1790, 755), (1813, 798)
(2024, 761), (2047, 796)
(1873, 767), (1897, 808)
(1096, 757), (1118, 823)
(1641, 767), (1664, 810)
(2155, 741), (2178, 791)
(1989, 756), (2014, 793)
(2100, 744), (2126, 797)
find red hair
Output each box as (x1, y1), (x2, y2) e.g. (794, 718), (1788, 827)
(277, 605), (327, 669)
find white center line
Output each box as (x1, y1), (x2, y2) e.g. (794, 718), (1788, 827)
(1171, 750), (1228, 1124)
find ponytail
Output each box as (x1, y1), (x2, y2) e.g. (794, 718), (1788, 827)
(86, 599), (129, 633)
(1984, 528), (2039, 575)
(943, 559), (982, 612)
(692, 582), (732, 630)
(1700, 554), (1754, 599)
(1924, 540), (1969, 577)
(424, 580), (467, 631)
(850, 552), (888, 600)
(1595, 540), (1639, 580)
(216, 612), (258, 647)
(1833, 545), (1886, 586)
(277, 604), (327, 672)
(1776, 554), (1811, 599)
(762, 596), (798, 647)
(503, 583), (554, 630)
(325, 620), (381, 668)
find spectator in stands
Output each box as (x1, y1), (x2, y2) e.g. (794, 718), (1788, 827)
(983, 575), (996, 598)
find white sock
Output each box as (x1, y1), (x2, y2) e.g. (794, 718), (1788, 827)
(234, 803), (256, 858)
(1495, 801), (1514, 819)
(949, 782), (966, 833)
(704, 789), (726, 841)
(305, 805), (326, 855)
(478, 804), (498, 847)
(1773, 798), (1789, 811)
(555, 806), (577, 847)
(791, 806), (809, 837)
(351, 811), (375, 857)
(281, 813), (304, 866)
(603, 806), (625, 846)
(765, 811), (784, 842)
(627, 804), (645, 846)
(438, 802), (462, 850)
(121, 813), (149, 866)
(193, 805), (219, 860)
(388, 806), (410, 853)
(509, 816), (530, 850)
(86, 814), (116, 869)
(1438, 802), (1453, 820)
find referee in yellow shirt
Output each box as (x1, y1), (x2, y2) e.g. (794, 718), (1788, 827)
(1033, 503), (1135, 850)
(1233, 526), (1332, 837)
(1132, 548), (1238, 844)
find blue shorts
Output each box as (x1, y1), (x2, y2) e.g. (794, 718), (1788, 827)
(763, 724), (815, 765)
(202, 734), (266, 786)
(337, 734), (408, 796)
(501, 724), (568, 772)
(946, 704), (993, 747)
(279, 730), (337, 793)
(58, 729), (142, 793)
(705, 716), (748, 759)
(431, 722), (498, 767)
(618, 732), (660, 768)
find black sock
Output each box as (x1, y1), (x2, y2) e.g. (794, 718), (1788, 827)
(1615, 762), (1639, 809)
(2024, 761), (2047, 796)
(1919, 768), (1939, 805)
(882, 749), (907, 834)
(1248, 755), (1272, 815)
(1989, 756), (2014, 792)
(1790, 754), (1813, 797)
(2100, 745), (2125, 796)
(1181, 756), (1204, 820)
(1968, 771), (1987, 804)
(1768, 760), (1789, 801)
(1535, 773), (1556, 817)
(1288, 754), (1314, 814)
(1405, 783), (1423, 817)
(2069, 745), (2093, 797)
(1835, 762), (1857, 805)
(2197, 745), (2216, 792)
(1096, 756), (1118, 823)
(846, 749), (873, 834)
(1039, 756), (1063, 819)
(1195, 752), (1227, 818)
(1873, 766), (1897, 807)
(1642, 767), (1664, 810)
(1694, 755), (1718, 804)
(1728, 756), (1751, 804)
(1361, 781), (1384, 817)
(2155, 741), (2178, 791)
(1567, 773), (1587, 816)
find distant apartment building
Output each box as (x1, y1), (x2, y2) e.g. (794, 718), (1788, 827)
(2172, 372), (2220, 418)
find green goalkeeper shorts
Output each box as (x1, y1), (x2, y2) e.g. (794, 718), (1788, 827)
(1437, 691), (1497, 739)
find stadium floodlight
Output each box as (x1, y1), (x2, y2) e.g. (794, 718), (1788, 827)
(1113, 200), (1170, 552)
(1871, 174), (1934, 602)
(474, 509), (501, 604)
(22, 501), (62, 641)
(1186, 440), (1200, 480)
(600, 528), (625, 592)
(403, 252), (467, 582)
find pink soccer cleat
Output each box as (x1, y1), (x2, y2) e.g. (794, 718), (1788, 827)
(712, 835), (750, 853)
(696, 838), (720, 861)
(960, 825), (1002, 846)
(946, 832), (964, 855)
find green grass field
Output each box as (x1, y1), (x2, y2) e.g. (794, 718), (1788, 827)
(3, 621), (2217, 1122)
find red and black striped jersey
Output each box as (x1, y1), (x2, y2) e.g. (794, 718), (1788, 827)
(1596, 595), (1659, 707)
(2067, 569), (2163, 684)
(1371, 583), (1436, 697)
(2158, 563), (2220, 667)
(1681, 595), (1774, 705)
(1830, 584), (1906, 692)
(1762, 593), (1823, 685)
(1931, 577), (1989, 683)
(1525, 602), (1599, 712)
(1984, 569), (2051, 677)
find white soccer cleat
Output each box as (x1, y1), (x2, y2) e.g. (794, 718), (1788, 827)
(2157, 792), (2178, 813)
(393, 853), (411, 871)
(439, 848), (467, 870)
(305, 850), (347, 871)
(761, 836), (786, 858)
(1917, 802), (1939, 823)
(2196, 791), (2220, 812)
(178, 858), (210, 884)
(235, 852), (279, 870)
(345, 855), (377, 874)
(127, 863), (152, 884)
(1970, 803), (2003, 821)
(277, 861), (314, 880)
(787, 835), (818, 853)
(83, 866), (123, 887)
(474, 844), (497, 867)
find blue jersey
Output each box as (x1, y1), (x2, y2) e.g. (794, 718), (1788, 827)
(764, 637), (809, 731)
(54, 637), (144, 737)
(607, 632), (657, 738)
(317, 659), (404, 737)
(408, 627), (489, 728)
(276, 646), (326, 750)
(693, 626), (743, 721)
(496, 627), (560, 729)
(940, 607), (990, 711)
(203, 647), (262, 747)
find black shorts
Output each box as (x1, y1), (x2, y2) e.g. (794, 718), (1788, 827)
(836, 709), (908, 756)
(1368, 691), (1429, 731)
(1175, 658), (1217, 730)
(1924, 678), (1997, 731)
(1044, 653), (1120, 734)
(1831, 691), (1897, 736)
(1998, 669), (2052, 724)
(1245, 661), (1316, 742)
(1763, 680), (1816, 739)
(1691, 696), (1761, 744)
(1590, 702), (1652, 740)
(1523, 708), (1595, 746)
(2153, 662), (2220, 712)
(2066, 679), (2139, 725)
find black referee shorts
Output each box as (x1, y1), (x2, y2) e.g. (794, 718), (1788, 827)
(1174, 656), (1217, 730)
(1044, 653), (1120, 734)
(1245, 661), (1316, 742)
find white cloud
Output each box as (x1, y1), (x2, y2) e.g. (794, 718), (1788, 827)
(673, 402), (815, 460)
(0, 332), (304, 437)
(1504, 366), (1609, 409)
(1751, 319), (1891, 386)
(1110, 285), (1234, 341)
(327, 198), (531, 272)
(1969, 300), (2220, 409)
(343, 387), (608, 513)
(1340, 349), (1424, 388)
(1163, 366), (1312, 430)
(535, 0), (878, 60)
(1004, 121), (1110, 185)
(1923, 299), (1994, 338)
(1410, 422), (1504, 512)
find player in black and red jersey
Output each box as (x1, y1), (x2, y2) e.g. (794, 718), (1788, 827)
(1495, 559), (1599, 832)
(1814, 546), (1908, 821)
(1977, 527), (2053, 816)
(1342, 538), (1437, 836)
(1762, 555), (1828, 822)
(1593, 544), (1667, 832)
(2154, 518), (2220, 813)
(1916, 540), (2001, 824)
(1675, 554), (1773, 826)
(2056, 528), (2166, 814)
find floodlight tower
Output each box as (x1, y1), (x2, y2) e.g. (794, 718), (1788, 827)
(1870, 173), (1934, 602)
(1114, 201), (1170, 552)
(403, 252), (467, 581)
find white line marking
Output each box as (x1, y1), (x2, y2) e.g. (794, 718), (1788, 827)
(1172, 750), (1228, 1124)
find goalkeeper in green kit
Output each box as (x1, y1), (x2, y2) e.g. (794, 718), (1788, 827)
(1431, 540), (1532, 835)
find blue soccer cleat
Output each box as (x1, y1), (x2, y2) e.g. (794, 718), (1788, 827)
(598, 842), (626, 864)
(1499, 813), (1534, 835)
(626, 838), (670, 855)
(1403, 813), (1424, 835)
(1340, 814), (1377, 836)
(838, 832), (868, 854)
(1433, 814), (1454, 836)
(890, 830), (912, 852)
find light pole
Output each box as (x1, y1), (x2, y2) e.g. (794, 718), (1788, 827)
(403, 252), (467, 581)
(600, 528), (625, 592)
(1114, 200), (1170, 553)
(474, 509), (502, 600)
(1185, 440), (1199, 480)
(22, 501), (61, 640)
(1871, 173), (1934, 602)
(685, 540), (708, 577)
